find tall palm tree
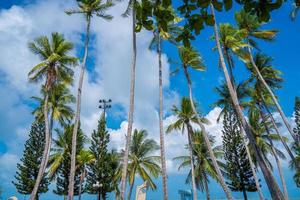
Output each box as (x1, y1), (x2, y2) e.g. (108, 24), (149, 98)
(235, 10), (297, 146)
(149, 8), (181, 199)
(246, 53), (297, 165)
(126, 129), (161, 200)
(214, 82), (264, 199)
(120, 0), (140, 198)
(65, 1), (113, 199)
(76, 149), (95, 200)
(247, 68), (289, 199)
(28, 32), (77, 200)
(176, 45), (233, 199)
(210, 4), (285, 199)
(174, 131), (223, 200)
(166, 97), (208, 200)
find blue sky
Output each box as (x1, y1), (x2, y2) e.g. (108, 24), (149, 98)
(0, 0), (300, 199)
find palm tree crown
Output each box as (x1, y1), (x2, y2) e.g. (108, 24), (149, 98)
(28, 32), (77, 91)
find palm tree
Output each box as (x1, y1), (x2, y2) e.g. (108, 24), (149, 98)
(235, 10), (297, 147)
(217, 23), (249, 84)
(246, 53), (297, 166)
(247, 70), (289, 199)
(214, 82), (264, 199)
(174, 131), (223, 200)
(166, 97), (207, 200)
(65, 1), (113, 199)
(210, 4), (285, 199)
(126, 129), (161, 200)
(120, 0), (140, 197)
(32, 84), (75, 128)
(76, 150), (95, 200)
(248, 103), (289, 200)
(48, 125), (86, 199)
(28, 32), (77, 200)
(175, 45), (233, 199)
(149, 7), (181, 199)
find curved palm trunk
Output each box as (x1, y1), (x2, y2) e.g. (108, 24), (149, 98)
(262, 96), (299, 169)
(187, 125), (198, 200)
(127, 180), (135, 200)
(157, 33), (168, 200)
(247, 46), (297, 145)
(210, 4), (285, 199)
(259, 107), (289, 200)
(204, 178), (210, 200)
(68, 15), (91, 200)
(182, 66), (233, 199)
(120, 8), (137, 200)
(29, 94), (51, 200)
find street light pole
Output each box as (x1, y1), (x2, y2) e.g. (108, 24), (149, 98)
(99, 99), (112, 115)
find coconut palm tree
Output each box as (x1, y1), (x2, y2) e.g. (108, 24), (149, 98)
(125, 129), (161, 200)
(32, 84), (75, 128)
(28, 32), (77, 200)
(65, 1), (113, 199)
(175, 45), (233, 199)
(148, 7), (181, 199)
(119, 0), (141, 197)
(174, 131), (223, 200)
(210, 4), (285, 199)
(247, 68), (289, 199)
(166, 97), (208, 200)
(246, 53), (296, 165)
(217, 23), (249, 84)
(48, 125), (86, 199)
(214, 82), (264, 199)
(235, 10), (297, 147)
(76, 149), (95, 200)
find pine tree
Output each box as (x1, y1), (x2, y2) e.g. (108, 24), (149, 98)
(53, 125), (85, 197)
(292, 97), (300, 186)
(222, 109), (257, 200)
(13, 121), (49, 200)
(86, 113), (118, 199)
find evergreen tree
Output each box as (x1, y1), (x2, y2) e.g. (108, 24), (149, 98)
(292, 97), (300, 186)
(222, 109), (257, 200)
(53, 125), (85, 197)
(13, 121), (49, 200)
(86, 113), (118, 199)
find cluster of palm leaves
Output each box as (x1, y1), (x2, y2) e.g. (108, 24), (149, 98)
(22, 0), (300, 200)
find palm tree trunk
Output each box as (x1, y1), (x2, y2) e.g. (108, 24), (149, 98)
(243, 133), (264, 200)
(204, 178), (210, 200)
(120, 7), (137, 200)
(182, 65), (233, 199)
(127, 181), (135, 200)
(210, 4), (285, 199)
(157, 32), (168, 200)
(261, 96), (298, 169)
(242, 188), (248, 200)
(78, 169), (86, 200)
(247, 46), (297, 145)
(68, 15), (91, 200)
(258, 106), (289, 200)
(29, 94), (51, 200)
(187, 125), (198, 200)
